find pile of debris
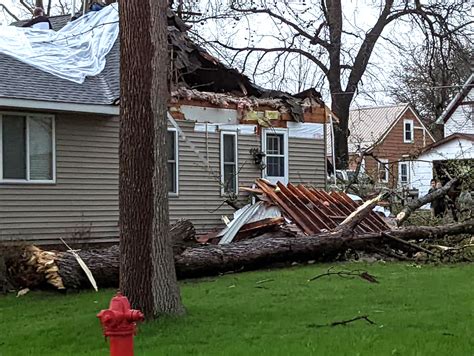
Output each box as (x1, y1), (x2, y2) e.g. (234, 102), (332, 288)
(1, 179), (472, 292)
(214, 179), (389, 245)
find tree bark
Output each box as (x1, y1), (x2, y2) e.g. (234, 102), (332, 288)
(8, 220), (473, 289)
(150, 0), (185, 316)
(331, 95), (352, 169)
(119, 0), (184, 318)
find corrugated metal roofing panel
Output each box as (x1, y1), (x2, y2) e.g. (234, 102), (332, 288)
(254, 179), (389, 234)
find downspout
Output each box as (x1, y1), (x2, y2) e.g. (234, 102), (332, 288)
(83, 0), (87, 16)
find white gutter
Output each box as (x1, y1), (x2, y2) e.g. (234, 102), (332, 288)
(0, 98), (119, 115)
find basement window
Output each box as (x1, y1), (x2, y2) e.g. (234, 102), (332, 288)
(167, 129), (178, 195)
(403, 119), (414, 143)
(0, 113), (55, 183)
(220, 131), (238, 195)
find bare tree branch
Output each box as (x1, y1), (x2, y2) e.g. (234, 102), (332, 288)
(0, 4), (20, 21)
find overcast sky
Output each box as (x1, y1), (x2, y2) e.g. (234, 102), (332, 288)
(1, 0), (471, 107)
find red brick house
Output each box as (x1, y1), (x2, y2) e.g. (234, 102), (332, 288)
(347, 104), (435, 188)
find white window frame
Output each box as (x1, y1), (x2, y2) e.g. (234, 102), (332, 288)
(0, 112), (56, 184)
(403, 119), (414, 143)
(378, 159), (389, 183)
(220, 130), (238, 196)
(360, 157), (366, 173)
(399, 161), (410, 186)
(262, 128), (289, 184)
(167, 128), (179, 196)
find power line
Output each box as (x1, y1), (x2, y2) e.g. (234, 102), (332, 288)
(324, 83), (471, 96)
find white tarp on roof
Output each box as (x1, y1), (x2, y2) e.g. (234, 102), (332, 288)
(0, 3), (119, 84)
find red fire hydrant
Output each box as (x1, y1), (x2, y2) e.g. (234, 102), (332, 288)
(97, 292), (144, 356)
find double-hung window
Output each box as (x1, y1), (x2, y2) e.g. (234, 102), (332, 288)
(399, 161), (409, 186)
(403, 119), (414, 143)
(0, 113), (55, 183)
(262, 129), (288, 184)
(220, 131), (238, 195)
(378, 159), (389, 183)
(167, 129), (178, 195)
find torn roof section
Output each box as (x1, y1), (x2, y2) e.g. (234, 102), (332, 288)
(1, 5), (331, 123)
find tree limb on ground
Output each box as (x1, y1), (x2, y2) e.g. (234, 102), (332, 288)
(307, 315), (376, 328)
(396, 177), (459, 226)
(308, 267), (378, 283)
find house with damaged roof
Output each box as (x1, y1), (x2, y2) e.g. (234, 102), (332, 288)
(0, 5), (334, 245)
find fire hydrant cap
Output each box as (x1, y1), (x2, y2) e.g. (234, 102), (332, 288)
(97, 293), (144, 337)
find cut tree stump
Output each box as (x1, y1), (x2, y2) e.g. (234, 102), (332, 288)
(4, 219), (473, 290)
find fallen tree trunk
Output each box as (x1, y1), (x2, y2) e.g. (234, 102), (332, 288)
(3, 219), (195, 290)
(5, 220), (473, 290)
(176, 219), (473, 277)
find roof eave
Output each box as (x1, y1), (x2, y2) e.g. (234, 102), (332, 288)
(435, 73), (474, 124)
(0, 98), (119, 115)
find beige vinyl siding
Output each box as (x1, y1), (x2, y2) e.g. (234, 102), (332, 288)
(0, 114), (326, 244)
(169, 121), (261, 231)
(0, 114), (119, 245)
(289, 137), (326, 187)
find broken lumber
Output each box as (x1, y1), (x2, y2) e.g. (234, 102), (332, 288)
(336, 193), (387, 232)
(4, 220), (473, 290)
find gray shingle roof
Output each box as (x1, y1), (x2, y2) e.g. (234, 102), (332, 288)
(1, 15), (120, 106)
(2, 11), (323, 121)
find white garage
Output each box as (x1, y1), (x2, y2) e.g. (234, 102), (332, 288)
(410, 133), (473, 201)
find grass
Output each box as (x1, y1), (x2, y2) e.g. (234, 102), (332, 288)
(0, 262), (472, 355)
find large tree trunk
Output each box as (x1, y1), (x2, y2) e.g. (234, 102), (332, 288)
(150, 0), (185, 316)
(8, 220), (473, 289)
(119, 0), (184, 318)
(331, 95), (352, 169)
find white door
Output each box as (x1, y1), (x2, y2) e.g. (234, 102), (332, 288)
(262, 128), (289, 185)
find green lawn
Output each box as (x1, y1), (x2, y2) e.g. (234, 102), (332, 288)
(0, 263), (472, 355)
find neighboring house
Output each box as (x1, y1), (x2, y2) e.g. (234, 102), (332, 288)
(0, 11), (332, 245)
(344, 104), (435, 188)
(410, 74), (474, 199)
(410, 134), (473, 198)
